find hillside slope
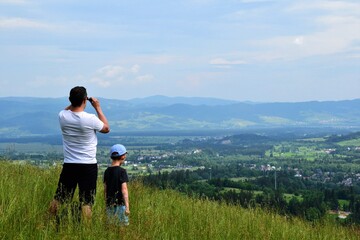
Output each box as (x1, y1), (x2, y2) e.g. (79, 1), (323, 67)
(0, 161), (358, 239)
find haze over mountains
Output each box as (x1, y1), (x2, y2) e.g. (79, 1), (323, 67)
(0, 96), (359, 137)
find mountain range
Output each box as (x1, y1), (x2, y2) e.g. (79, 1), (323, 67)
(0, 96), (359, 137)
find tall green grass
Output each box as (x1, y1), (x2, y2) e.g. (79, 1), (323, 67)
(1, 161), (359, 240)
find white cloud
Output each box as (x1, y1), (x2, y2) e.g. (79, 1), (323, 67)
(289, 1), (360, 13)
(136, 74), (154, 83)
(348, 54), (360, 59)
(0, 0), (359, 101)
(0, 17), (49, 29)
(248, 1), (360, 62)
(0, 0), (28, 5)
(90, 77), (111, 88)
(130, 64), (140, 73)
(294, 36), (304, 45)
(209, 58), (247, 65)
(91, 64), (154, 88)
(96, 65), (124, 78)
(216, 1), (360, 63)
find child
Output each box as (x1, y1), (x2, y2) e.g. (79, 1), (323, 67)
(103, 144), (130, 226)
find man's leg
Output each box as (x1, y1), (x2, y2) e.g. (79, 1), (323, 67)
(50, 163), (77, 216)
(81, 204), (92, 221)
(49, 199), (60, 216)
(78, 163), (98, 222)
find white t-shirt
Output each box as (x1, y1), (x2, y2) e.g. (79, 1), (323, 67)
(59, 110), (104, 164)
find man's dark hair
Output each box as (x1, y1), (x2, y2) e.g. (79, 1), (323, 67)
(69, 86), (87, 107)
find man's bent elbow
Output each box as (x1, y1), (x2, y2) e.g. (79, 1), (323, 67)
(100, 125), (110, 133)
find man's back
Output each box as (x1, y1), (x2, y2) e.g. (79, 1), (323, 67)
(59, 109), (104, 164)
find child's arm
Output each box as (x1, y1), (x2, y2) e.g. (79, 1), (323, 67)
(121, 182), (130, 215)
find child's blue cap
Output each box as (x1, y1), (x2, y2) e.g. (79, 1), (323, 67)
(110, 144), (127, 158)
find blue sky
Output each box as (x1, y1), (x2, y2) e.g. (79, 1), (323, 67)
(0, 0), (359, 102)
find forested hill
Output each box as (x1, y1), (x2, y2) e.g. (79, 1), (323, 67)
(0, 96), (359, 137)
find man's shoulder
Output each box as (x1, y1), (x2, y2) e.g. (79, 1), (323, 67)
(59, 109), (68, 115)
(81, 111), (102, 123)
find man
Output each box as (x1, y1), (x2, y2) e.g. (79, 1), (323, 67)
(49, 86), (110, 221)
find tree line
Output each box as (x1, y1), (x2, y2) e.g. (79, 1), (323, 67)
(141, 168), (360, 224)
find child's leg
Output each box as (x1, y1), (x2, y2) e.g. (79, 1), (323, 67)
(117, 205), (129, 226)
(106, 206), (117, 225)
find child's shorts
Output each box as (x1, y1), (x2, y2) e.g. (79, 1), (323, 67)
(106, 205), (129, 226)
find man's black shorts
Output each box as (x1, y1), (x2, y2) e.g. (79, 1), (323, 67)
(55, 163), (98, 205)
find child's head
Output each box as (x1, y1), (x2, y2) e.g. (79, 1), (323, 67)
(110, 144), (127, 162)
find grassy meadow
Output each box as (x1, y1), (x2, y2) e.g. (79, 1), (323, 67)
(1, 160), (360, 240)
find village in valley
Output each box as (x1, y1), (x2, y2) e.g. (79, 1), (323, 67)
(2, 129), (360, 222)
